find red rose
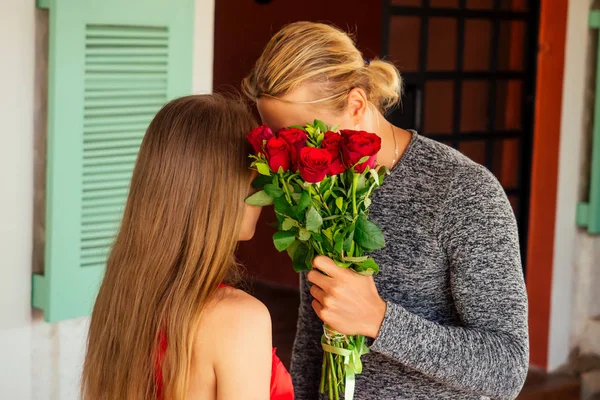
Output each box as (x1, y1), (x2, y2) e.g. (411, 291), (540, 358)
(321, 131), (346, 176)
(247, 125), (274, 155)
(265, 137), (291, 173)
(298, 147), (332, 183)
(340, 130), (382, 173)
(278, 128), (308, 170)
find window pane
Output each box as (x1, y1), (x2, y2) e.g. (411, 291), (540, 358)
(431, 0), (459, 7)
(459, 141), (486, 165)
(391, 0), (422, 5)
(427, 18), (457, 71)
(501, 0), (527, 11)
(424, 81), (454, 134)
(461, 80), (490, 132)
(466, 0), (493, 8)
(463, 19), (491, 71)
(495, 80), (522, 130)
(492, 138), (520, 188)
(498, 20), (525, 71)
(389, 17), (421, 72)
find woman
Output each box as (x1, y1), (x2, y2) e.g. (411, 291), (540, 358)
(243, 22), (529, 400)
(82, 95), (293, 400)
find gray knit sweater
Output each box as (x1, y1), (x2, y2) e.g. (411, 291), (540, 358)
(290, 133), (529, 400)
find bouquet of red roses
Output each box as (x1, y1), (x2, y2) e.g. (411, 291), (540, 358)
(246, 120), (387, 400)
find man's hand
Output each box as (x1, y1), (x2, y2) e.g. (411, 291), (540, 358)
(307, 255), (387, 338)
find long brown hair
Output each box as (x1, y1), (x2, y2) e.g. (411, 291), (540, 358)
(82, 94), (256, 399)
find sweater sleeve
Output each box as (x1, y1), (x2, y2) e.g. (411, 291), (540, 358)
(290, 271), (324, 399)
(369, 164), (529, 400)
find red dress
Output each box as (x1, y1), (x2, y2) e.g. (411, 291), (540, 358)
(155, 284), (294, 400)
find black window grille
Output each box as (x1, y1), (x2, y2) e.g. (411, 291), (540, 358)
(381, 0), (540, 268)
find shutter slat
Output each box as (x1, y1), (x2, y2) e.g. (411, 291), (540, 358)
(81, 236), (115, 248)
(83, 171), (132, 183)
(85, 47), (168, 56)
(84, 138), (142, 150)
(86, 38), (168, 47)
(82, 187), (129, 199)
(82, 204), (124, 217)
(85, 96), (165, 108)
(85, 81), (167, 91)
(84, 105), (162, 117)
(86, 25), (167, 36)
(82, 163), (136, 175)
(82, 195), (126, 208)
(81, 221), (121, 234)
(82, 212), (123, 225)
(84, 115), (153, 127)
(86, 55), (168, 64)
(83, 123), (149, 134)
(86, 64), (168, 73)
(81, 254), (110, 267)
(82, 179), (131, 191)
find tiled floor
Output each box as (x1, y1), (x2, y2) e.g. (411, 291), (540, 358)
(249, 281), (581, 400)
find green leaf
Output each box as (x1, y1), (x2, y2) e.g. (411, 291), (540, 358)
(315, 120), (329, 133)
(334, 233), (344, 253)
(291, 193), (302, 202)
(289, 125), (306, 130)
(306, 206), (324, 233)
(282, 218), (298, 231)
(369, 169), (380, 186)
(335, 197), (344, 211)
(322, 227), (334, 243)
(317, 132), (325, 144)
(364, 198), (372, 208)
(264, 184), (284, 198)
(343, 226), (355, 252)
(256, 162), (271, 176)
(273, 231), (296, 252)
(251, 175), (272, 189)
(356, 156), (370, 166)
(245, 190), (274, 206)
(354, 257), (380, 275)
(355, 214), (385, 250)
(292, 242), (310, 272)
(286, 240), (300, 259)
(298, 228), (311, 241)
(294, 191), (311, 216)
(343, 256), (368, 263)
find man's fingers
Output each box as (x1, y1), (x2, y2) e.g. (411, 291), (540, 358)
(312, 299), (325, 320)
(312, 255), (342, 277)
(309, 284), (326, 304)
(307, 268), (330, 288)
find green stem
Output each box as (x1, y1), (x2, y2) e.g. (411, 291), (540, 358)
(352, 172), (359, 217)
(320, 354), (326, 393)
(280, 175), (293, 204)
(330, 352), (339, 400)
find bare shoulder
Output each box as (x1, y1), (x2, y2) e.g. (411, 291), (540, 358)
(198, 287), (272, 343)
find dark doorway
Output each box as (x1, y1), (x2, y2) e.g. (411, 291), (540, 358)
(380, 0), (540, 267)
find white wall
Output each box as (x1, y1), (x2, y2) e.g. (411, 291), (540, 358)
(0, 0), (215, 398)
(549, 0), (598, 370)
(0, 0), (35, 398)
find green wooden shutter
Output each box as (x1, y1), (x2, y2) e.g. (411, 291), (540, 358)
(32, 0), (195, 322)
(577, 11), (600, 235)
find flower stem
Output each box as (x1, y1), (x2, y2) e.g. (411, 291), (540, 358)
(352, 172), (359, 217)
(280, 175), (293, 204)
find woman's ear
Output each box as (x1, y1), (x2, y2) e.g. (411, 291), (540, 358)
(346, 88), (369, 128)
